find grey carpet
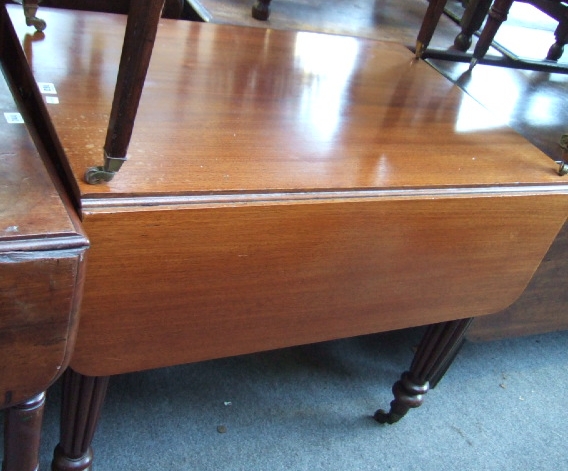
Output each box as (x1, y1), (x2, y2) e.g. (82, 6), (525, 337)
(3, 326), (567, 470)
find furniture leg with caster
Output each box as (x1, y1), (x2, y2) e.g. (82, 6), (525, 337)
(375, 318), (473, 424)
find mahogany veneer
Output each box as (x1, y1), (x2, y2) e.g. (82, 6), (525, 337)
(4, 4), (568, 468)
(7, 0), (568, 383)
(0, 57), (88, 471)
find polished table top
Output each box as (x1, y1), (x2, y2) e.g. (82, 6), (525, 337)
(6, 5), (568, 376)
(0, 67), (83, 250)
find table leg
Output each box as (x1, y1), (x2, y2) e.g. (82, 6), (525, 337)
(51, 370), (110, 471)
(374, 318), (473, 424)
(3, 392), (45, 471)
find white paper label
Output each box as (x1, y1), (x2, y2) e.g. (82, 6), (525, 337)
(46, 96), (60, 104)
(4, 112), (24, 124)
(37, 82), (57, 94)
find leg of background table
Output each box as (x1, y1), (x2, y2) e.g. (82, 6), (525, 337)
(374, 318), (473, 424)
(51, 370), (110, 471)
(546, 21), (567, 61)
(3, 392), (45, 471)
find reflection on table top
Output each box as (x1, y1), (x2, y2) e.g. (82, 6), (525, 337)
(7, 4), (565, 202)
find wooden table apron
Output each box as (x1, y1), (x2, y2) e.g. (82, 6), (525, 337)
(75, 193), (567, 376)
(6, 5), (568, 378)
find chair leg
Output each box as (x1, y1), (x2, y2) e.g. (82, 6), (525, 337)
(374, 318), (473, 424)
(51, 370), (110, 471)
(252, 0), (272, 20)
(454, 0), (493, 51)
(3, 392), (45, 471)
(546, 21), (568, 61)
(85, 0), (164, 184)
(469, 0), (514, 69)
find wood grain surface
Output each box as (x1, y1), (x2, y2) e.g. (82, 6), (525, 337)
(74, 194), (567, 375)
(0, 57), (83, 249)
(0, 253), (86, 407)
(6, 5), (568, 376)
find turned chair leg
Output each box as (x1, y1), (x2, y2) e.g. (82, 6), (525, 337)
(51, 370), (110, 471)
(22, 0), (46, 32)
(3, 392), (45, 471)
(469, 0), (514, 69)
(374, 318), (473, 424)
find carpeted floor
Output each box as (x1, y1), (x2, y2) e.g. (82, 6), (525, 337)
(2, 327), (567, 470)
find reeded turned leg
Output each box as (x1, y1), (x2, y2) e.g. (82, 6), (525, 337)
(374, 318), (473, 424)
(51, 370), (110, 471)
(3, 392), (45, 471)
(252, 0), (272, 20)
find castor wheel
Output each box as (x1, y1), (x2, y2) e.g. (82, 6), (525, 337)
(454, 32), (472, 51)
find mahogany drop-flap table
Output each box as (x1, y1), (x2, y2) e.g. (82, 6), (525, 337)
(4, 4), (568, 469)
